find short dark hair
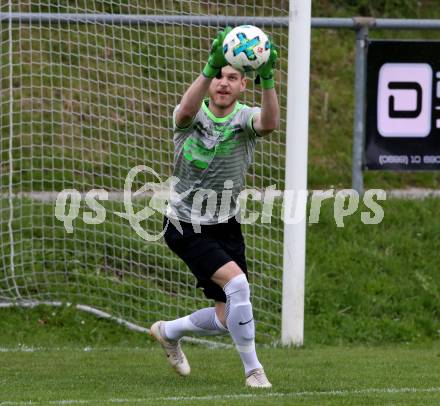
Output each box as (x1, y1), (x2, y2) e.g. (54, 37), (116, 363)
(216, 66), (245, 79)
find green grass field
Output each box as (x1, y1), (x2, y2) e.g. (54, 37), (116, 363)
(1, 196), (439, 405)
(0, 307), (439, 406)
(1, 344), (440, 405)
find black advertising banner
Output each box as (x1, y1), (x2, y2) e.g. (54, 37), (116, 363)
(365, 40), (440, 170)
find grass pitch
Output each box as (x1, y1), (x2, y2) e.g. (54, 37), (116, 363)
(1, 344), (440, 405)
(1, 306), (439, 405)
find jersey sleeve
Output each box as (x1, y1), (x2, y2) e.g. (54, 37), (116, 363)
(241, 106), (262, 138)
(172, 104), (198, 132)
(172, 104), (201, 144)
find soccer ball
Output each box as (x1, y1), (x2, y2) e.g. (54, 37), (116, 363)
(223, 25), (270, 72)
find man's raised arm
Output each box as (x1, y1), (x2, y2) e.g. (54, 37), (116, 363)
(175, 27), (231, 129)
(252, 44), (280, 136)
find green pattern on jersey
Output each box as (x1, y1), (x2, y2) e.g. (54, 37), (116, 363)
(182, 123), (241, 169)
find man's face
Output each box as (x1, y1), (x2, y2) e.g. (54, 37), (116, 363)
(208, 66), (246, 109)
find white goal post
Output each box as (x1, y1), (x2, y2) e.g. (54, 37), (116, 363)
(0, 0), (309, 346)
(282, 0), (311, 346)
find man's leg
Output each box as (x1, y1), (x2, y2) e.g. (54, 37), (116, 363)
(150, 301), (229, 377)
(211, 261), (271, 388)
(155, 218), (232, 375)
(161, 304), (228, 340)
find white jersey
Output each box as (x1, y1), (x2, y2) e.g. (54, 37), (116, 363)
(167, 99), (261, 224)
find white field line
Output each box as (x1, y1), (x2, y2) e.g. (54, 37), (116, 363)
(0, 387), (440, 405)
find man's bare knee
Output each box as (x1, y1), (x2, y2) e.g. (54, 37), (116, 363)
(211, 261), (244, 288)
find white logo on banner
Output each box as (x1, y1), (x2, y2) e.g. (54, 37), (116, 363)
(377, 63), (432, 138)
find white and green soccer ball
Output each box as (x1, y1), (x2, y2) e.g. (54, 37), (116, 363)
(222, 25), (270, 72)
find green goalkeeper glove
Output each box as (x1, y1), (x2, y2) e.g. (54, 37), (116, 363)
(202, 27), (232, 79)
(255, 41), (278, 89)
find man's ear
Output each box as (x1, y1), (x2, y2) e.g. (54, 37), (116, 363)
(240, 77), (247, 91)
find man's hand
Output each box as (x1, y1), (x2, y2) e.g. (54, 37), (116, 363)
(256, 41), (278, 89)
(202, 27), (232, 79)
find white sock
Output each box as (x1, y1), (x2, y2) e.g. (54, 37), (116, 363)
(163, 307), (228, 341)
(223, 273), (263, 375)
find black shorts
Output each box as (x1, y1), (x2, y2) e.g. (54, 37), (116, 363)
(163, 216), (248, 303)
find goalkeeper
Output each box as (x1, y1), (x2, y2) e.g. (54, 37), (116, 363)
(150, 27), (279, 388)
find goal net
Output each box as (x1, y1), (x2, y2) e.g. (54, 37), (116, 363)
(0, 1), (288, 345)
